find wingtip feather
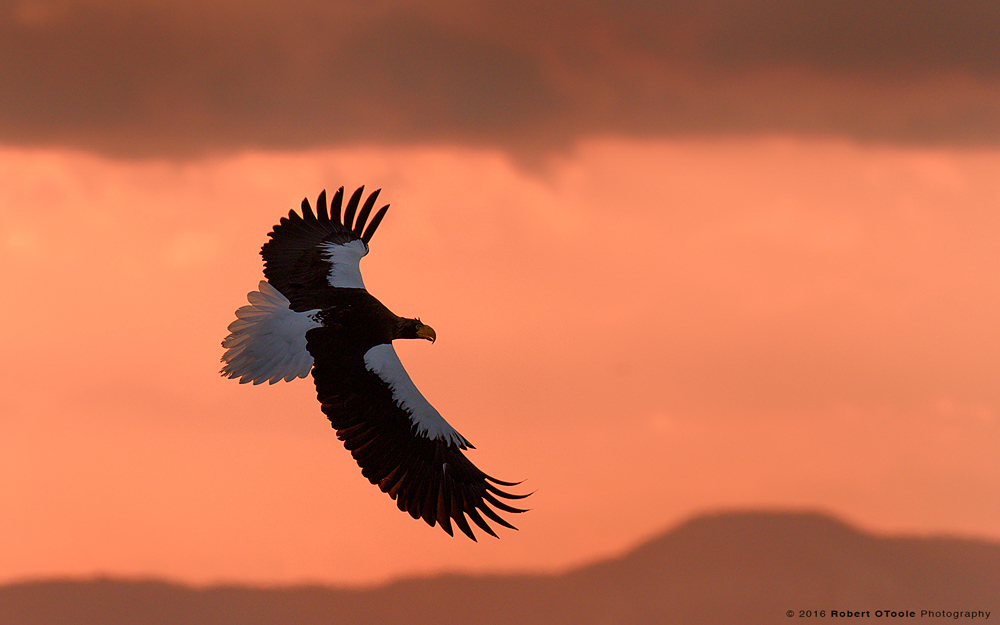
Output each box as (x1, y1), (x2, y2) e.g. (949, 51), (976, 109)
(361, 205), (389, 244)
(343, 186), (364, 231)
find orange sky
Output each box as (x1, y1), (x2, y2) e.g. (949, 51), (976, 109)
(1, 137), (998, 586)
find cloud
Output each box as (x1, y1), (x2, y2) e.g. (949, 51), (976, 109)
(0, 0), (998, 158)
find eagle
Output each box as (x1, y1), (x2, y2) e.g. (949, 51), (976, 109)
(221, 186), (527, 540)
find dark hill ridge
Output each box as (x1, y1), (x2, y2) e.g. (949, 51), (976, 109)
(2, 510), (996, 625)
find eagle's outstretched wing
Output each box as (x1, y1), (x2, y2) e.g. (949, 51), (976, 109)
(261, 186), (388, 310)
(308, 327), (529, 541)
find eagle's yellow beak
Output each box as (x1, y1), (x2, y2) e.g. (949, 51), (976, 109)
(416, 324), (436, 343)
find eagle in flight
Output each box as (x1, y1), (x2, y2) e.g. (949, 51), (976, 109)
(221, 186), (527, 540)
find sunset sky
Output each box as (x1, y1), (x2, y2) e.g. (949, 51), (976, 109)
(1, 0), (998, 587)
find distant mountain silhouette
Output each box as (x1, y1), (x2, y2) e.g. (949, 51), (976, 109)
(2, 510), (996, 625)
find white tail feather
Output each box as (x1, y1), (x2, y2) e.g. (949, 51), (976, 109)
(220, 281), (321, 384)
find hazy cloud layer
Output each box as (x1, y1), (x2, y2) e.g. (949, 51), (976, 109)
(2, 0), (999, 157)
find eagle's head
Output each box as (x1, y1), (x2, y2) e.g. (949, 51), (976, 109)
(397, 317), (436, 343)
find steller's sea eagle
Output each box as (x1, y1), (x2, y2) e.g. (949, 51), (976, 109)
(221, 186), (528, 540)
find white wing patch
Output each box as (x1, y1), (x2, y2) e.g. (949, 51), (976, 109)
(363, 343), (470, 449)
(221, 281), (321, 384)
(320, 239), (368, 289)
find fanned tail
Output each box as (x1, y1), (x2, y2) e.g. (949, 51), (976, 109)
(220, 281), (321, 384)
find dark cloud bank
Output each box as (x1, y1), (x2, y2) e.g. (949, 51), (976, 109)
(1, 0), (998, 158)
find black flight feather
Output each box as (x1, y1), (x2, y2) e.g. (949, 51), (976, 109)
(353, 188), (380, 238)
